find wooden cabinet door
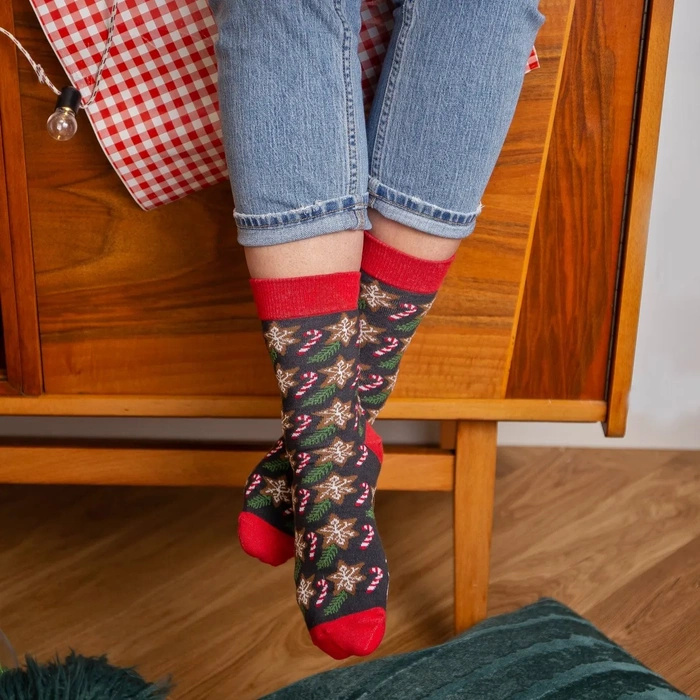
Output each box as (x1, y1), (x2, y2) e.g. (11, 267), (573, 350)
(0, 0), (42, 397)
(1, 0), (669, 433)
(3, 0), (573, 402)
(508, 0), (647, 402)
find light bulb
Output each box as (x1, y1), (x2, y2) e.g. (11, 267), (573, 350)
(47, 86), (82, 142)
(47, 108), (78, 141)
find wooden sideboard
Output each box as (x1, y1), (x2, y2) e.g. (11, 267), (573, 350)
(0, 0), (674, 631)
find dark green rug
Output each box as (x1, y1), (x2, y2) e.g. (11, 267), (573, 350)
(0, 652), (169, 700)
(264, 599), (692, 699)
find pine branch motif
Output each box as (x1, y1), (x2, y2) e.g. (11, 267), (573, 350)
(247, 494), (272, 509)
(360, 391), (389, 406)
(302, 385), (338, 408)
(378, 355), (401, 370)
(300, 426), (337, 448)
(262, 458), (291, 473)
(268, 348), (278, 364)
(323, 590), (349, 616)
(318, 544), (339, 568)
(366, 507), (375, 520)
(308, 342), (341, 364)
(306, 499), (332, 523)
(294, 558), (302, 580)
(395, 318), (421, 333)
(301, 461), (334, 484)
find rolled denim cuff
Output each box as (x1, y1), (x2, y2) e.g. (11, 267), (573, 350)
(368, 177), (481, 240)
(235, 193), (370, 247)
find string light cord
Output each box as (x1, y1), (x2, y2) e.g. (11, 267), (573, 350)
(0, 0), (120, 108)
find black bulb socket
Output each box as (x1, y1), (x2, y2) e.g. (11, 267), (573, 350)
(55, 85), (82, 114)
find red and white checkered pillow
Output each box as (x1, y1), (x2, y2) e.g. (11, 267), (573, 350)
(29, 0), (539, 210)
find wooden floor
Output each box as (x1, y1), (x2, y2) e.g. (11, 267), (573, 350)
(0, 446), (698, 699)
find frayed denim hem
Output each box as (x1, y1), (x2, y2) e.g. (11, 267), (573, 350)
(368, 177), (480, 239)
(235, 193), (370, 247)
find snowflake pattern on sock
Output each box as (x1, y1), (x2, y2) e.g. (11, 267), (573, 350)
(240, 275), (440, 552)
(256, 308), (388, 629)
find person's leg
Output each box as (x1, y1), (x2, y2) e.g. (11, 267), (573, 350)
(252, 276), (387, 659)
(232, 0), (544, 566)
(366, 0), (545, 255)
(209, 0), (371, 563)
(354, 0), (544, 415)
(209, 0), (370, 249)
(210, 0), (388, 657)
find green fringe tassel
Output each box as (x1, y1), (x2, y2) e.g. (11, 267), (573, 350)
(0, 652), (170, 700)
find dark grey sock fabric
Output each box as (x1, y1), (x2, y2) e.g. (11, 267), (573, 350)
(259, 305), (388, 657)
(356, 270), (440, 421)
(239, 272), (441, 552)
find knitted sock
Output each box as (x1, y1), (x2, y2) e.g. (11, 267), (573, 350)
(248, 271), (387, 658)
(356, 230), (454, 420)
(238, 233), (453, 565)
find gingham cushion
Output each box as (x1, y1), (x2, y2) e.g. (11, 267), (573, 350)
(29, 0), (539, 210)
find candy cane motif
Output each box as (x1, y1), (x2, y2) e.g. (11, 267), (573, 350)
(360, 524), (375, 550)
(294, 452), (311, 475)
(355, 444), (369, 468)
(351, 364), (362, 389)
(298, 488), (311, 514)
(388, 302), (419, 321)
(291, 414), (313, 439)
(294, 371), (319, 398)
(315, 578), (329, 607)
(306, 531), (318, 560)
(354, 401), (366, 430)
(265, 438), (285, 459)
(359, 374), (384, 393)
(355, 482), (371, 507)
(366, 566), (384, 593)
(245, 473), (261, 496)
(373, 336), (399, 357)
(297, 329), (323, 355)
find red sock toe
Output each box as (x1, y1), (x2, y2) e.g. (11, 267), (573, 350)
(310, 608), (386, 659)
(238, 512), (294, 566)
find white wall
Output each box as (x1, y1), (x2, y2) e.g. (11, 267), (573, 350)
(0, 0), (697, 449)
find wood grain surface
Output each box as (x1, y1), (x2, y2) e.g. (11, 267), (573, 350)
(0, 394), (607, 421)
(605, 0), (676, 435)
(507, 0), (648, 400)
(0, 441), (455, 490)
(0, 1), (42, 395)
(8, 0), (572, 402)
(0, 446), (697, 699)
(453, 421), (498, 632)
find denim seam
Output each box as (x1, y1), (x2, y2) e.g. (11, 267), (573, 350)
(368, 178), (481, 226)
(333, 0), (358, 199)
(370, 0), (417, 180)
(234, 200), (367, 231)
(369, 193), (479, 226)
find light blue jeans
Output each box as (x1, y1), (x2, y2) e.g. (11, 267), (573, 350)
(209, 0), (544, 246)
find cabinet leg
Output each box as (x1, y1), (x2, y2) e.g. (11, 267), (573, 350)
(439, 421), (457, 450)
(453, 420), (498, 634)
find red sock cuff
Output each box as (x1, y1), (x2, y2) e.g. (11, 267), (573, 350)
(361, 231), (454, 294)
(250, 272), (360, 321)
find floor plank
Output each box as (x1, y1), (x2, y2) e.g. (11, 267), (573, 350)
(0, 447), (698, 698)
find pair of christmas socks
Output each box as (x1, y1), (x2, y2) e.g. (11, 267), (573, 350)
(241, 231), (453, 658)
